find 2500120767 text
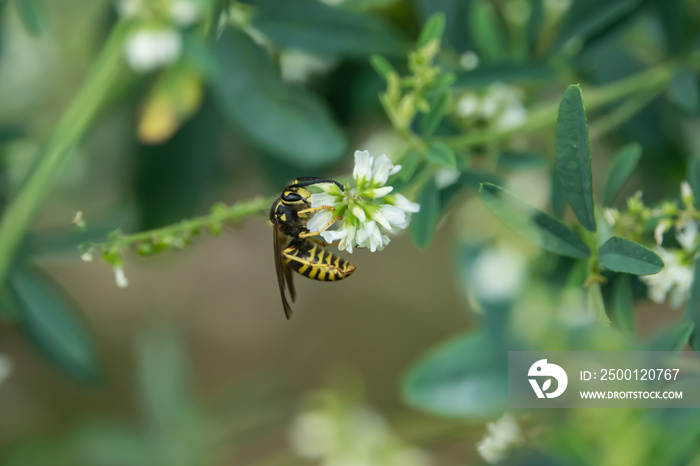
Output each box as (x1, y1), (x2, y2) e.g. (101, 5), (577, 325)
(595, 369), (680, 381)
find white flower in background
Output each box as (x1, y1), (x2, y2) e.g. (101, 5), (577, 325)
(113, 265), (129, 289)
(307, 150), (420, 254)
(290, 391), (431, 466)
(640, 248), (693, 309)
(654, 219), (671, 245)
(455, 83), (527, 130)
(0, 354), (12, 389)
(676, 218), (698, 251)
(470, 246), (527, 302)
(459, 50), (480, 71)
(477, 414), (524, 464)
(125, 28), (182, 73)
(117, 0), (203, 73)
(280, 49), (337, 83)
(81, 252), (94, 262)
(434, 167), (461, 189)
(603, 207), (618, 227)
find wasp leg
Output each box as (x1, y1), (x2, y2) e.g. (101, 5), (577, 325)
(299, 216), (343, 238)
(297, 205), (335, 218)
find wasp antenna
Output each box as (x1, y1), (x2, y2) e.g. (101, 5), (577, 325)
(291, 177), (345, 192)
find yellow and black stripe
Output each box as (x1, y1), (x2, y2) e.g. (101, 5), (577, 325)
(283, 239), (355, 282)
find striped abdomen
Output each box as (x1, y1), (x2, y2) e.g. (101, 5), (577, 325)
(283, 240), (356, 282)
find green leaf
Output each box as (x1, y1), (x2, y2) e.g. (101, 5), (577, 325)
(251, 0), (408, 58)
(469, 0), (507, 61)
(611, 274), (635, 335)
(398, 150), (422, 182)
(425, 141), (456, 169)
(556, 0), (643, 48)
(551, 166), (565, 219)
(647, 323), (694, 351)
(417, 13), (445, 48)
(402, 331), (507, 418)
(455, 62), (553, 87)
(410, 179), (440, 249)
(369, 54), (395, 79)
(420, 88), (450, 138)
(689, 158), (700, 210)
(598, 237), (664, 275)
(498, 151), (546, 171)
(555, 85), (596, 232)
(15, 0), (46, 36)
(210, 29), (347, 168)
(668, 68), (700, 114)
(602, 143), (642, 206)
(7, 262), (100, 381)
(684, 256), (700, 350)
(479, 183), (591, 260)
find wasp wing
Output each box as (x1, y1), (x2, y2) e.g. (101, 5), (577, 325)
(273, 223), (294, 319)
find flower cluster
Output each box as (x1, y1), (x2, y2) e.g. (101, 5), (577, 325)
(455, 82), (528, 131)
(606, 182), (698, 309)
(289, 390), (430, 466)
(307, 150), (420, 253)
(476, 414), (524, 464)
(117, 0), (204, 73)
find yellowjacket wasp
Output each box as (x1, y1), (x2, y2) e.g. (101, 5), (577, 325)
(270, 177), (356, 319)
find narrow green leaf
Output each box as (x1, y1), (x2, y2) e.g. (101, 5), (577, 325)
(469, 0), (507, 61)
(556, 0), (642, 48)
(598, 237), (664, 275)
(668, 68), (700, 114)
(417, 13), (445, 48)
(7, 262), (100, 381)
(369, 54), (395, 79)
(251, 0), (408, 58)
(402, 331), (507, 418)
(480, 183), (590, 259)
(555, 85), (596, 231)
(551, 167), (565, 219)
(420, 88), (450, 138)
(210, 29), (347, 168)
(684, 256), (700, 350)
(603, 143), (642, 206)
(15, 0), (46, 36)
(611, 274), (635, 335)
(647, 323), (694, 352)
(410, 179), (440, 249)
(426, 141), (456, 168)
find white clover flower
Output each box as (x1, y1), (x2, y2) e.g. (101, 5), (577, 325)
(476, 414), (524, 464)
(470, 246), (527, 302)
(459, 50), (480, 71)
(456, 94), (480, 117)
(640, 248), (693, 309)
(0, 354), (12, 389)
(434, 168), (461, 189)
(170, 0), (201, 27)
(676, 218), (698, 251)
(455, 83), (527, 130)
(308, 150), (419, 254)
(125, 28), (182, 73)
(81, 252), (94, 262)
(114, 266), (129, 289)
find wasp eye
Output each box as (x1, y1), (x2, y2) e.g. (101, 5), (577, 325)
(282, 192), (303, 202)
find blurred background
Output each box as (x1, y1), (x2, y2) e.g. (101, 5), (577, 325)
(0, 0), (699, 465)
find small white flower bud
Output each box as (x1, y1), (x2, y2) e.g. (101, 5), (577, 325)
(114, 266), (129, 289)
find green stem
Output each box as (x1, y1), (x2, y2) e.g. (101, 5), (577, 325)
(444, 55), (700, 149)
(0, 21), (131, 283)
(89, 196), (273, 253)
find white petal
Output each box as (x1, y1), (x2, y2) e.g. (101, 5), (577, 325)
(370, 186), (393, 198)
(389, 164), (402, 176)
(320, 229), (346, 243)
(377, 205), (407, 230)
(309, 192), (338, 209)
(392, 193), (420, 213)
(353, 150), (373, 184)
(370, 209), (393, 231)
(307, 210), (333, 232)
(603, 208), (617, 227)
(371, 154), (395, 185)
(456, 94), (480, 117)
(114, 266), (129, 289)
(655, 220), (670, 246)
(676, 220), (698, 251)
(125, 29), (182, 73)
(352, 206), (366, 222)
